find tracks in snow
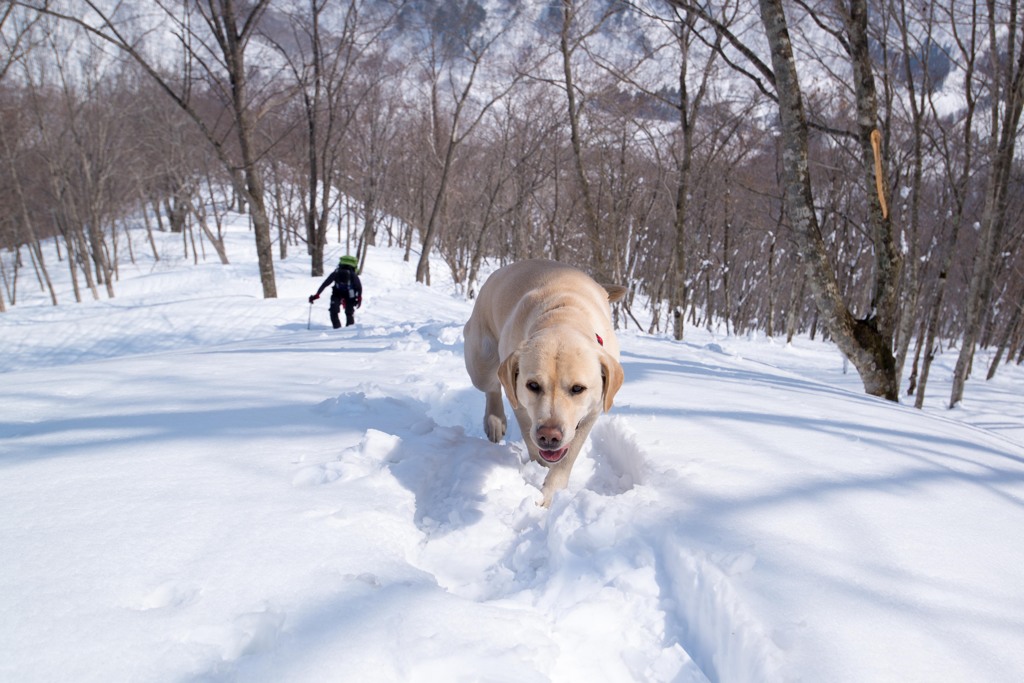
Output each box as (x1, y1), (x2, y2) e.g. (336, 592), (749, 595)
(296, 322), (784, 682)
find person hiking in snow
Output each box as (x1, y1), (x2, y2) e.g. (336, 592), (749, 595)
(309, 255), (363, 328)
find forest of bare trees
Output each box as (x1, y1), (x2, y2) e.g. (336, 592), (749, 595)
(1, 0), (1022, 409)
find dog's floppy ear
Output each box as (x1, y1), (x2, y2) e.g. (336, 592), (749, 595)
(498, 349), (521, 409)
(600, 352), (624, 412)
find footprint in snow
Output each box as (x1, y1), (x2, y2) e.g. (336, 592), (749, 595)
(313, 390), (434, 436)
(304, 388), (511, 538)
(186, 606), (287, 677)
(292, 429), (402, 487)
(130, 580), (199, 612)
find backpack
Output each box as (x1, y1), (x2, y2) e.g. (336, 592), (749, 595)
(333, 267), (357, 300)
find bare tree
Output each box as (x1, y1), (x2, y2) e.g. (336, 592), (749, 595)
(950, 0), (1024, 408)
(655, 0), (900, 397)
(1, 109), (59, 308)
(747, 0), (901, 399)
(558, 0), (630, 272)
(266, 0), (400, 277)
(412, 6), (521, 284)
(663, 6), (719, 341)
(0, 0), (43, 83)
(590, 1), (725, 340)
(349, 54), (404, 272)
(4, 13), (138, 302)
(911, 0), (982, 408)
(887, 0), (936, 385)
(27, 0), (285, 298)
(1, 3), (50, 312)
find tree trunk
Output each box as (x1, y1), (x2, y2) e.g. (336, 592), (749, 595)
(891, 0), (931, 385)
(560, 0), (604, 269)
(61, 227), (83, 304)
(758, 0), (898, 400)
(987, 301), (1023, 380)
(670, 13), (697, 341)
(217, 3), (277, 298)
(5, 142), (58, 305)
(785, 275), (805, 345)
(848, 1), (902, 347)
(194, 204), (230, 265)
(950, 12), (1024, 407)
(414, 28), (509, 284)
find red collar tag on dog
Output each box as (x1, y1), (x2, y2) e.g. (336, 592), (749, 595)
(595, 333), (604, 346)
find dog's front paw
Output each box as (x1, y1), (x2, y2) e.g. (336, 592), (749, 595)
(484, 414), (506, 442)
(537, 478), (560, 507)
(538, 467), (571, 508)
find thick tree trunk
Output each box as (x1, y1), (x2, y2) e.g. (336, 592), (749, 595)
(758, 0), (898, 400)
(848, 1), (901, 345)
(244, 173), (278, 299)
(219, 1), (277, 299)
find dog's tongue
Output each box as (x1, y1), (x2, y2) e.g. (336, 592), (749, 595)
(539, 447), (568, 463)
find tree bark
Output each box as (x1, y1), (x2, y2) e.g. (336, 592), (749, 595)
(758, 0), (898, 400)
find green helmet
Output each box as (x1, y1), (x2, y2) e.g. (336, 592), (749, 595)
(338, 255), (358, 268)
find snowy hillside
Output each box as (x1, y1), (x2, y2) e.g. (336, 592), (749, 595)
(2, 219), (1024, 682)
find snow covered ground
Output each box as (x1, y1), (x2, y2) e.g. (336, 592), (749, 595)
(2, 219), (1023, 682)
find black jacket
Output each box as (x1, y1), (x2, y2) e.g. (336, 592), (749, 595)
(315, 265), (362, 302)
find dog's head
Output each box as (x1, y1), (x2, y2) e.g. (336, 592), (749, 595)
(497, 330), (623, 465)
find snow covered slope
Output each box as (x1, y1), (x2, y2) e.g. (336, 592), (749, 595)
(2, 221), (1023, 682)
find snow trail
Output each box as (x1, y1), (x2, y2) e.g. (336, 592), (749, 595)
(290, 322), (786, 682)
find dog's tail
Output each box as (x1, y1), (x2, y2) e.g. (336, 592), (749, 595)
(603, 284), (628, 303)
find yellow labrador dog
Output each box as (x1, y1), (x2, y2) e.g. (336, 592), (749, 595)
(464, 259), (626, 507)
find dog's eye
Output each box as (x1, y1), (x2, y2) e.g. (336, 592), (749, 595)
(571, 384), (586, 395)
(526, 381), (542, 393)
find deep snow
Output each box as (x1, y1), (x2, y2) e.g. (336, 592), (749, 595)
(2, 218), (1023, 682)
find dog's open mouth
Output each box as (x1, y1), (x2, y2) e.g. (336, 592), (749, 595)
(538, 447), (568, 463)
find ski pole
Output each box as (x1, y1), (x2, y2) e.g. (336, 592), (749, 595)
(307, 301), (313, 330)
